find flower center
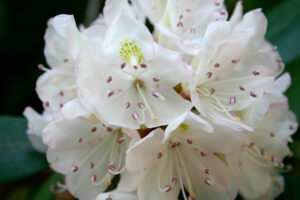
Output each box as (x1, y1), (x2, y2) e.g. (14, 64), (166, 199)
(120, 40), (144, 66)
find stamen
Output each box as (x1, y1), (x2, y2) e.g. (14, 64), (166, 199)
(156, 152), (163, 159)
(175, 148), (196, 199)
(172, 177), (177, 184)
(138, 102), (145, 109)
(38, 64), (49, 71)
(70, 165), (78, 173)
(163, 185), (172, 192)
(125, 102), (131, 109)
(45, 101), (50, 107)
(200, 151), (207, 157)
(91, 127), (97, 132)
(206, 72), (212, 78)
(121, 63), (126, 69)
(205, 169), (210, 175)
(107, 90), (115, 97)
(215, 2), (221, 6)
(204, 177), (213, 186)
(136, 83), (158, 122)
(220, 11), (227, 16)
(210, 88), (215, 95)
(107, 76), (112, 83)
(253, 70), (260, 76)
(117, 138), (124, 144)
(132, 112), (140, 120)
(229, 96), (237, 104)
(153, 77), (160, 82)
(140, 63), (147, 68)
(214, 63), (220, 68)
(250, 91), (257, 98)
(177, 22), (184, 28)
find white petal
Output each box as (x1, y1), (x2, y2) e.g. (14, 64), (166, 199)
(61, 98), (90, 120)
(141, 44), (188, 86)
(248, 96), (298, 161)
(233, 9), (267, 49)
(42, 116), (106, 149)
(131, 0), (167, 24)
(182, 148), (238, 200)
(102, 13), (155, 63)
(126, 128), (165, 171)
(242, 73), (291, 128)
(23, 107), (51, 152)
(118, 170), (140, 192)
(137, 152), (180, 200)
(103, 0), (144, 25)
(238, 158), (273, 199)
(164, 112), (213, 143)
(44, 14), (86, 69)
(36, 67), (77, 114)
(230, 1), (243, 26)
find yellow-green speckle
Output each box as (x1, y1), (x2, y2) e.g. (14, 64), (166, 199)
(179, 123), (190, 133)
(120, 40), (143, 64)
(89, 113), (99, 122)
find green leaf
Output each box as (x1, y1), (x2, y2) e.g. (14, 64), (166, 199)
(278, 175), (300, 200)
(285, 57), (300, 126)
(32, 173), (63, 200)
(0, 116), (48, 184)
(266, 0), (300, 64)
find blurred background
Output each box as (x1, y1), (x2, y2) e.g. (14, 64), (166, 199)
(0, 0), (299, 199)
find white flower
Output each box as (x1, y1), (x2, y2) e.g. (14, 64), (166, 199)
(156, 0), (228, 56)
(189, 10), (275, 131)
(76, 13), (192, 129)
(23, 107), (52, 152)
(126, 112), (245, 200)
(36, 14), (87, 115)
(42, 105), (140, 200)
(237, 97), (297, 199)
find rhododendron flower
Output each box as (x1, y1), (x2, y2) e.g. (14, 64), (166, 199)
(76, 14), (192, 129)
(43, 105), (140, 200)
(22, 1), (298, 199)
(189, 10), (275, 131)
(23, 107), (52, 152)
(237, 97), (297, 199)
(127, 112), (246, 200)
(36, 15), (87, 115)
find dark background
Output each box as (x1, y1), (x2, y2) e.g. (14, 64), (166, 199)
(0, 0), (299, 199)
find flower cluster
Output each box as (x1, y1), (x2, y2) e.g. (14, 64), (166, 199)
(24, 0), (298, 200)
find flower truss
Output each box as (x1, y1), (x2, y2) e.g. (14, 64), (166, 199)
(24, 0), (298, 200)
